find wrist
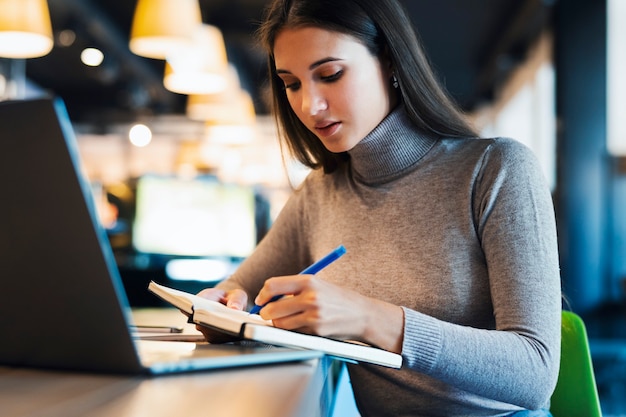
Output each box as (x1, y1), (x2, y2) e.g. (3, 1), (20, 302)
(361, 298), (405, 353)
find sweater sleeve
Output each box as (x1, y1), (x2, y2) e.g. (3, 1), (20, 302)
(400, 138), (562, 410)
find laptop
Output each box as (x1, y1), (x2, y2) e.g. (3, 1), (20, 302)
(0, 97), (320, 374)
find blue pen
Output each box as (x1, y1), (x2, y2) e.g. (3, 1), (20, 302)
(249, 245), (347, 315)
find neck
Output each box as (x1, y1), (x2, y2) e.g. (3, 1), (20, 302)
(347, 106), (439, 185)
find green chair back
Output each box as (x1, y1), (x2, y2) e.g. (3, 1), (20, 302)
(550, 310), (602, 417)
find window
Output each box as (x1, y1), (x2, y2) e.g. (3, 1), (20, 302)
(607, 0), (626, 155)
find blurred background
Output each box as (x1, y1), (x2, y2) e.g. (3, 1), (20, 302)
(0, 0), (625, 413)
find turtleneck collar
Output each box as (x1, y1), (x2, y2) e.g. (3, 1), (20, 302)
(347, 105), (439, 185)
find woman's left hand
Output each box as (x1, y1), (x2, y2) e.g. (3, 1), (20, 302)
(193, 287), (249, 343)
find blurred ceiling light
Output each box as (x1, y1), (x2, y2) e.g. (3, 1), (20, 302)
(81, 48), (104, 67)
(0, 0), (53, 58)
(129, 0), (202, 60)
(57, 29), (76, 47)
(128, 123), (152, 147)
(163, 24), (229, 95)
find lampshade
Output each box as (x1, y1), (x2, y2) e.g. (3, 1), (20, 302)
(188, 89), (256, 125)
(187, 65), (256, 126)
(189, 82), (257, 145)
(0, 0), (53, 58)
(186, 65), (245, 121)
(163, 24), (229, 95)
(129, 0), (202, 60)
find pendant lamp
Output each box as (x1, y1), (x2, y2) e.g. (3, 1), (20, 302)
(163, 24), (229, 95)
(185, 64), (255, 124)
(188, 89), (256, 125)
(129, 0), (202, 60)
(0, 0), (53, 58)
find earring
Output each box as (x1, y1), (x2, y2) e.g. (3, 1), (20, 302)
(391, 74), (399, 89)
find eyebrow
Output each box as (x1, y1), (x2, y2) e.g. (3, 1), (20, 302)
(275, 57), (343, 75)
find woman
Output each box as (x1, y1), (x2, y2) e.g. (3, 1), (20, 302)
(197, 0), (562, 415)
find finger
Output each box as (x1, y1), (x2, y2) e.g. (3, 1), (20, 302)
(196, 288), (227, 303)
(255, 275), (310, 306)
(259, 293), (314, 329)
(267, 308), (318, 334)
(225, 288), (248, 310)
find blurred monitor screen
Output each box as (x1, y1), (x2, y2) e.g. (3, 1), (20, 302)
(132, 175), (257, 258)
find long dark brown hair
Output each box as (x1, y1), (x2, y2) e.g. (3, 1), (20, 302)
(257, 0), (477, 173)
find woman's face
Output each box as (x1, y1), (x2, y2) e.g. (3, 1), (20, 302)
(273, 26), (396, 153)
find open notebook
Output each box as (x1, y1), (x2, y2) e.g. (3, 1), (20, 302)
(149, 281), (403, 369)
(0, 98), (320, 374)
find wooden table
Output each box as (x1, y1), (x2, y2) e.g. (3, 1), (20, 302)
(0, 309), (334, 417)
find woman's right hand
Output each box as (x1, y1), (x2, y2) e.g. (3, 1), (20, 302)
(194, 287), (249, 343)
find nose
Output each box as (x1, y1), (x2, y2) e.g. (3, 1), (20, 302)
(301, 84), (328, 116)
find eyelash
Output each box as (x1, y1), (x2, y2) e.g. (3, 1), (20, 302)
(282, 70), (343, 92)
(283, 81), (300, 91)
(321, 70), (343, 83)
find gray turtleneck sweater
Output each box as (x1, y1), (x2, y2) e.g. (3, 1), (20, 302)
(217, 106), (562, 416)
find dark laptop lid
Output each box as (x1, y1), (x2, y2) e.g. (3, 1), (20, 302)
(0, 98), (145, 373)
(0, 98), (322, 375)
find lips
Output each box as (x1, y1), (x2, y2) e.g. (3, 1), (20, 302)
(314, 121), (341, 137)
